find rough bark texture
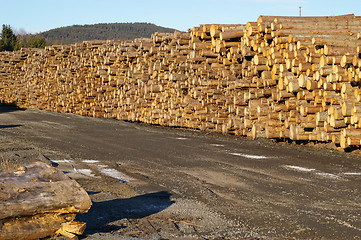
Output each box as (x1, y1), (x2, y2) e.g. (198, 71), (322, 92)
(0, 163), (91, 240)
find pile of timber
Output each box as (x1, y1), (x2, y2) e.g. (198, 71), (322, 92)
(243, 14), (361, 148)
(0, 163), (92, 240)
(0, 14), (360, 150)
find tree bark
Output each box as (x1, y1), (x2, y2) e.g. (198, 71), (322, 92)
(0, 163), (91, 240)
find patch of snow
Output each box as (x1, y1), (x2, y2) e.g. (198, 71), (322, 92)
(51, 159), (74, 163)
(342, 172), (361, 176)
(210, 144), (225, 147)
(97, 164), (109, 168)
(230, 152), (268, 159)
(297, 177), (312, 182)
(315, 172), (342, 180)
(75, 168), (97, 177)
(283, 165), (316, 172)
(82, 160), (100, 163)
(175, 137), (188, 140)
(98, 167), (133, 183)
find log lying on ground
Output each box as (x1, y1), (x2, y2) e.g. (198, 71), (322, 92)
(0, 162), (92, 240)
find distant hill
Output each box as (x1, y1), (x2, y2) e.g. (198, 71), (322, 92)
(40, 22), (178, 44)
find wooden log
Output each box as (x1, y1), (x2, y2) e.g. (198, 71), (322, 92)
(245, 22), (259, 36)
(265, 125), (283, 138)
(0, 213), (77, 240)
(323, 45), (356, 56)
(0, 163), (91, 240)
(220, 29), (245, 41)
(271, 14), (357, 24)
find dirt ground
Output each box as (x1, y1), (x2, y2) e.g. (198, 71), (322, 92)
(1, 106), (361, 240)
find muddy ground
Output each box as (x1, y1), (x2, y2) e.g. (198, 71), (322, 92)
(0, 106), (361, 240)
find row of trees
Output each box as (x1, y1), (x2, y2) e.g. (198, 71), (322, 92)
(0, 24), (46, 52)
(0, 22), (178, 51)
(41, 22), (176, 44)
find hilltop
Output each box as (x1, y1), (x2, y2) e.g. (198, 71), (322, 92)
(40, 22), (178, 44)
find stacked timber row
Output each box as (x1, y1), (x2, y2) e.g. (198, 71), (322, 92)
(0, 14), (360, 150)
(245, 14), (361, 148)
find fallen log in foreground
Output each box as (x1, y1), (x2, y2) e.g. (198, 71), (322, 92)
(0, 162), (92, 240)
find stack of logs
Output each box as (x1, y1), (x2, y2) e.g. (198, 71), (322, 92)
(0, 14), (360, 150)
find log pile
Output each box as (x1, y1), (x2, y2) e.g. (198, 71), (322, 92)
(0, 163), (91, 240)
(0, 14), (360, 150)
(242, 14), (361, 148)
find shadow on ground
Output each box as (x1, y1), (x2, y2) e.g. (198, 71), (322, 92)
(0, 104), (24, 114)
(76, 191), (175, 234)
(0, 124), (22, 129)
(0, 105), (24, 130)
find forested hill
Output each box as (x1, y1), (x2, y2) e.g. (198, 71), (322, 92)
(40, 23), (178, 44)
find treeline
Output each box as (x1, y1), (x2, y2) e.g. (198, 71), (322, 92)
(40, 22), (177, 44)
(0, 22), (178, 51)
(0, 24), (46, 51)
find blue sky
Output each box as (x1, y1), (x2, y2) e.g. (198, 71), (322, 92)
(1, 0), (360, 33)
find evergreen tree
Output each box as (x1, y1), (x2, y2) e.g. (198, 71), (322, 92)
(0, 24), (17, 51)
(28, 34), (46, 48)
(14, 33), (47, 50)
(15, 34), (26, 50)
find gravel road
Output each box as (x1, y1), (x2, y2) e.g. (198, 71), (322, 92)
(0, 106), (361, 239)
